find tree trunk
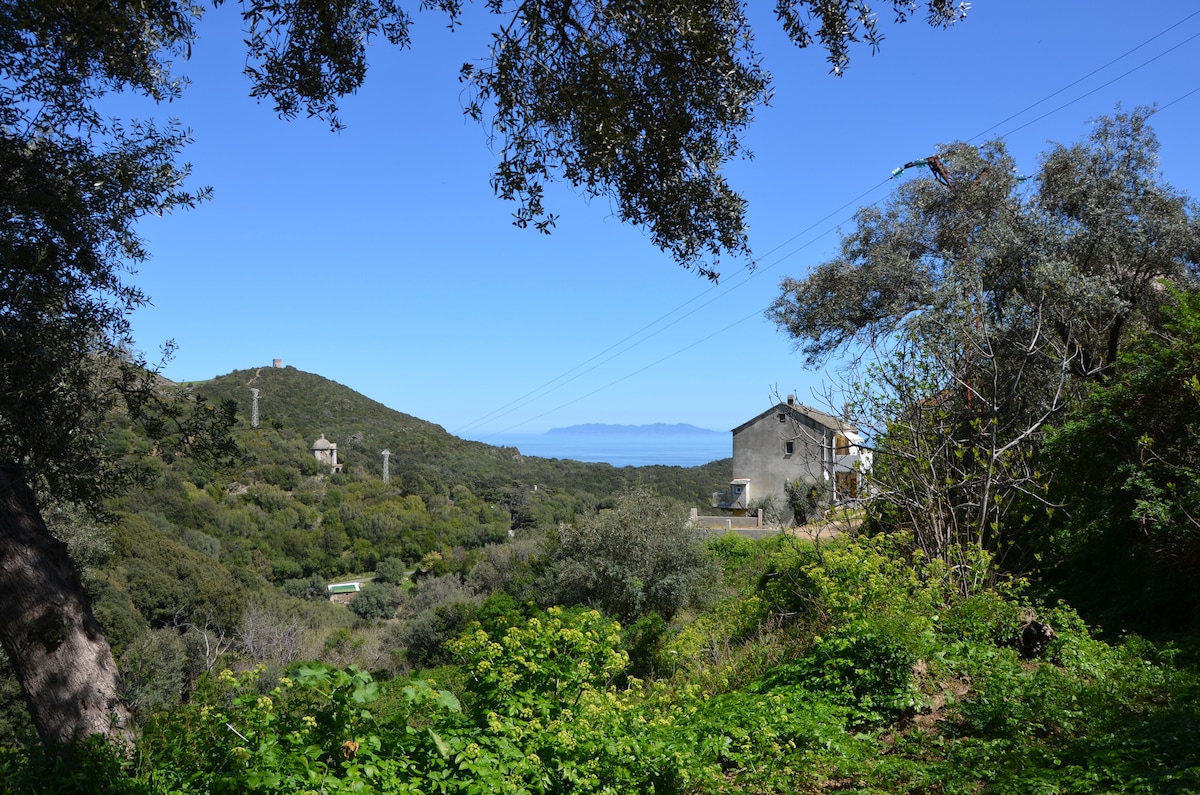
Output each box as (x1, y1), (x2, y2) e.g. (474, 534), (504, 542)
(0, 464), (133, 750)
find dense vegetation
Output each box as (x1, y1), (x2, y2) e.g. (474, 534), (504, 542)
(0, 366), (733, 746)
(6, 528), (1200, 793)
(3, 315), (1200, 790)
(3, 1), (1198, 781)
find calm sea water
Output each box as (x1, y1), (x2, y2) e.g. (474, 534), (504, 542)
(483, 433), (731, 468)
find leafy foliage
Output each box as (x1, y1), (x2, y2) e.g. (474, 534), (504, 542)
(231, 0), (968, 274)
(349, 582), (404, 620)
(464, 0), (767, 275)
(768, 110), (1200, 568)
(1042, 288), (1200, 632)
(1, 533), (1198, 793)
(139, 663), (459, 793)
(0, 0), (233, 506)
(769, 109), (1199, 373)
(546, 486), (716, 622)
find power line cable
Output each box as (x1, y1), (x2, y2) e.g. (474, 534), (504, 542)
(453, 280), (722, 435)
(460, 13), (1200, 436)
(1152, 83), (1200, 115)
(484, 308), (768, 436)
(992, 29), (1200, 140)
(968, 9), (1200, 143)
(469, 176), (901, 439)
(463, 176), (896, 438)
(452, 196), (879, 436)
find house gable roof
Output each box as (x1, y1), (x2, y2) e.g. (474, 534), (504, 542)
(732, 400), (857, 436)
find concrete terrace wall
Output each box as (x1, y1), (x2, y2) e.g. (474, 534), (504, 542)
(688, 508), (763, 531)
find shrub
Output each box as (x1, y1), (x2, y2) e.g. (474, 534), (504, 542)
(373, 557), (408, 586)
(349, 582), (402, 620)
(281, 573), (329, 601)
(547, 486), (717, 622)
(138, 664), (461, 794)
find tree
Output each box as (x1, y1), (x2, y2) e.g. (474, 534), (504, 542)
(767, 111), (1200, 569)
(835, 326), (1068, 578)
(1, 0), (965, 752)
(547, 486), (713, 622)
(1040, 288), (1200, 631)
(0, 3), (243, 747)
(348, 581), (403, 620)
(237, 0), (968, 278)
(238, 599), (309, 667)
(770, 109), (1199, 377)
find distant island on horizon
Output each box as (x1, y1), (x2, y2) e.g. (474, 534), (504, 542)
(544, 423), (725, 436)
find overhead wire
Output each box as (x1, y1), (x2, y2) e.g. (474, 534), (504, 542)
(462, 176), (895, 439)
(1153, 83), (1200, 115)
(458, 10), (1200, 438)
(455, 193), (859, 436)
(453, 281), (723, 435)
(988, 28), (1200, 140)
(967, 8), (1200, 143)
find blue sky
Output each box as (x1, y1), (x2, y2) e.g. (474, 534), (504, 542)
(124, 1), (1200, 440)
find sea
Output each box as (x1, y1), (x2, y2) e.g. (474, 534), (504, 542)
(481, 432), (731, 468)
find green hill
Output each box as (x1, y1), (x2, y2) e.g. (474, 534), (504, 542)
(32, 364), (732, 723)
(85, 364), (731, 640)
(191, 364), (520, 489)
(189, 364), (731, 507)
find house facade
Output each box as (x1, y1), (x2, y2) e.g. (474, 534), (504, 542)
(715, 395), (870, 518)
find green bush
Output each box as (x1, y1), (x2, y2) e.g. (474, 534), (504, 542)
(546, 486), (717, 623)
(373, 557), (408, 586)
(138, 664), (460, 794)
(349, 582), (402, 620)
(0, 735), (146, 794)
(752, 615), (924, 725)
(119, 629), (189, 720)
(281, 573), (329, 601)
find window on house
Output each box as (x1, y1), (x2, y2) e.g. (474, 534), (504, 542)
(834, 433), (850, 455)
(784, 441), (794, 455)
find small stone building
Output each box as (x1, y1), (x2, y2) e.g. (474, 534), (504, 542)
(311, 433), (343, 473)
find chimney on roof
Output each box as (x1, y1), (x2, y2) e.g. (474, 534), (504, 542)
(787, 394), (795, 406)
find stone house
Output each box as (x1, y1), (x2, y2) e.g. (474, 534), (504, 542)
(714, 395), (870, 517)
(311, 433), (343, 474)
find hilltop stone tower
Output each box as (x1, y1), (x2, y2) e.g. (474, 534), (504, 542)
(311, 434), (343, 474)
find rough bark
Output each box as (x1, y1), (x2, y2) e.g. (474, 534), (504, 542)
(0, 464), (133, 749)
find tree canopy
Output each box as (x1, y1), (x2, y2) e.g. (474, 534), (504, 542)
(547, 486), (712, 622)
(230, 0), (969, 275)
(767, 109), (1200, 567)
(768, 109), (1200, 375)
